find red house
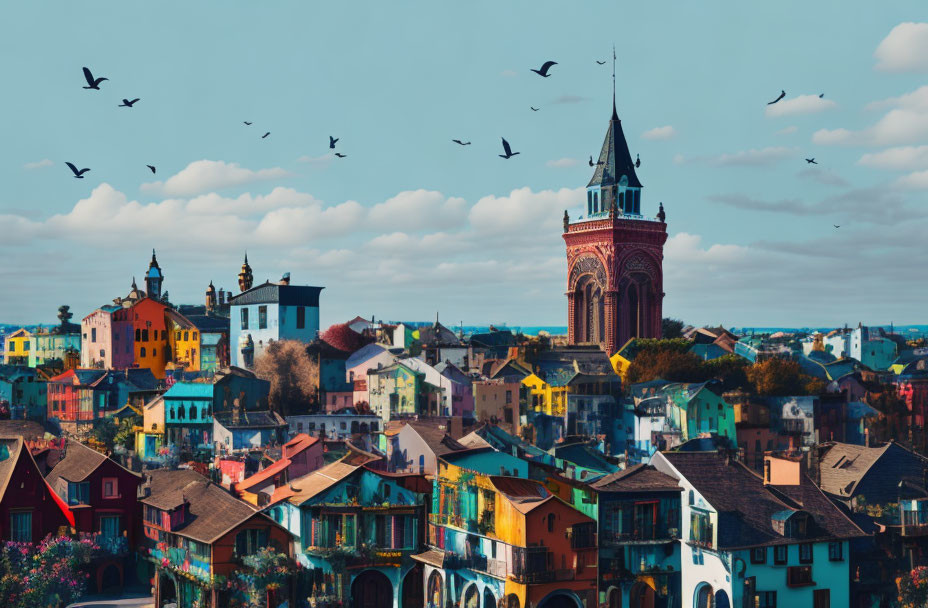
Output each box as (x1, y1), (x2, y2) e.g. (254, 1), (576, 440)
(0, 435), (74, 542)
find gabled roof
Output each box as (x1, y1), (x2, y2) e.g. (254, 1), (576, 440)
(214, 410), (286, 429)
(660, 451), (863, 549)
(405, 420), (467, 457)
(418, 322), (462, 347)
(46, 438), (140, 487)
(287, 460), (364, 505)
(587, 102), (642, 189)
(0, 436), (75, 526)
(489, 476), (551, 513)
(818, 441), (928, 500)
(345, 343), (393, 370)
(229, 282), (323, 307)
(591, 463), (682, 493)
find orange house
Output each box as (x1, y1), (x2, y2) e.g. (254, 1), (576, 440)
(131, 298), (170, 378)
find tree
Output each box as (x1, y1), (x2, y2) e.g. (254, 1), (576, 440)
(703, 355), (750, 391)
(662, 318), (685, 339)
(626, 349), (707, 384)
(254, 340), (320, 415)
(745, 358), (820, 396)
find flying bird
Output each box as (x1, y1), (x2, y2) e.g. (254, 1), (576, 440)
(82, 67), (108, 90)
(329, 136), (339, 149)
(261, 132), (270, 139)
(65, 162), (90, 178)
(243, 121), (252, 125)
(767, 90), (786, 105)
(452, 139), (471, 146)
(805, 158), (817, 164)
(530, 106), (540, 112)
(596, 60), (606, 65)
(834, 224), (840, 229)
(819, 93), (824, 98)
(499, 138), (519, 159)
(334, 153), (347, 158)
(589, 156), (594, 167)
(146, 165), (156, 174)
(588, 155), (603, 167)
(118, 98), (139, 107)
(530, 61), (557, 78)
(635, 154), (641, 168)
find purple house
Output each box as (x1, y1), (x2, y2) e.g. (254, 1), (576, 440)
(436, 361), (475, 420)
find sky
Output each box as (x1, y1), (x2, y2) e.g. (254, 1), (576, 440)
(1, 2), (927, 329)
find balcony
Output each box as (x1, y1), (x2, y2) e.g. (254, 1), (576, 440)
(902, 509), (928, 536)
(91, 534), (128, 557)
(780, 419), (807, 435)
(602, 528), (677, 545)
(511, 569), (576, 584)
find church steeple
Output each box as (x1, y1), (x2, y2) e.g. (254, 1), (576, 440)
(238, 253), (253, 293)
(145, 249), (164, 301)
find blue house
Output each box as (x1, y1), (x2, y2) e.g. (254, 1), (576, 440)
(163, 382), (215, 457)
(266, 459), (430, 608)
(229, 280), (324, 368)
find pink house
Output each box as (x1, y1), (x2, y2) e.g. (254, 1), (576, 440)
(233, 433), (324, 506)
(345, 343), (398, 406)
(81, 305), (134, 370)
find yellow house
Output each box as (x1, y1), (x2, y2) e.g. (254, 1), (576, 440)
(3, 328), (33, 365)
(609, 338), (641, 382)
(521, 373), (568, 417)
(166, 310), (201, 372)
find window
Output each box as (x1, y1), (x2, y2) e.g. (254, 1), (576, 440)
(757, 591), (777, 608)
(241, 308), (249, 330)
(91, 328), (97, 342)
(100, 515), (121, 538)
(142, 329), (149, 342)
(787, 565), (813, 587)
(340, 422), (346, 430)
(774, 544), (787, 564)
(751, 547), (767, 564)
(799, 542), (813, 564)
(297, 307), (306, 329)
(813, 589), (830, 608)
(258, 306), (268, 330)
(68, 481), (90, 505)
(176, 331), (182, 341)
(297, 422), (303, 433)
(234, 528), (269, 557)
(546, 513), (555, 533)
(103, 478), (119, 498)
(828, 542), (843, 561)
(690, 510), (713, 547)
(505, 390), (512, 404)
(10, 512), (32, 542)
(135, 328), (141, 341)
(183, 331), (189, 341)
(192, 332), (198, 340)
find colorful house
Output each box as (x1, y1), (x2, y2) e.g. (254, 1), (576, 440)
(213, 409), (287, 454)
(590, 464), (683, 608)
(652, 451), (863, 608)
(141, 468), (292, 608)
(0, 364), (47, 420)
(651, 382), (737, 444)
(162, 381), (215, 459)
(131, 297), (171, 379)
(3, 328), (32, 365)
(368, 361), (429, 422)
(346, 343), (399, 406)
(265, 459), (431, 608)
(188, 315), (230, 373)
(167, 309), (202, 373)
(81, 305), (135, 371)
(234, 433), (324, 506)
(30, 306), (82, 368)
(421, 456), (598, 608)
(0, 435), (74, 542)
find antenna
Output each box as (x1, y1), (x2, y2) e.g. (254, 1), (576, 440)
(611, 45), (618, 120)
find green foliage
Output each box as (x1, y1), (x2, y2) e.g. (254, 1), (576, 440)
(0, 535), (95, 608)
(626, 348), (706, 385)
(224, 547), (295, 608)
(661, 318), (685, 339)
(745, 358), (822, 397)
(91, 416), (136, 450)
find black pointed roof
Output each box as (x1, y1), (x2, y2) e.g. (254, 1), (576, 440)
(587, 101), (642, 189)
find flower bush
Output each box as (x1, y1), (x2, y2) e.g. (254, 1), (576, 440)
(224, 547), (295, 608)
(0, 535), (95, 608)
(898, 566), (928, 608)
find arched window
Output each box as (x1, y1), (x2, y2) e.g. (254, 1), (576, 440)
(135, 329), (141, 341)
(189, 405), (197, 420)
(619, 191), (625, 212)
(587, 191), (593, 215)
(689, 490), (695, 505)
(178, 404), (186, 420)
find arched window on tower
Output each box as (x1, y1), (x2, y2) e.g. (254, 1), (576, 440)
(593, 192), (599, 214)
(618, 191), (625, 213)
(587, 191), (593, 215)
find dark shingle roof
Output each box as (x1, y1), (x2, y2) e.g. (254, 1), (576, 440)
(587, 104), (642, 189)
(591, 464), (681, 493)
(818, 442), (928, 501)
(229, 282), (323, 307)
(46, 439), (141, 487)
(406, 421), (466, 456)
(662, 451), (863, 549)
(214, 410), (286, 429)
(142, 469), (273, 543)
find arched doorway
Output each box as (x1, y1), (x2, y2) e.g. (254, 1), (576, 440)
(694, 583), (714, 608)
(401, 565), (423, 608)
(352, 570), (393, 608)
(159, 573), (177, 607)
(463, 585), (480, 608)
(607, 587), (622, 608)
(427, 571), (444, 608)
(630, 582), (655, 608)
(505, 594), (521, 608)
(714, 590), (730, 608)
(98, 562), (123, 593)
(484, 589), (497, 608)
(537, 592), (580, 608)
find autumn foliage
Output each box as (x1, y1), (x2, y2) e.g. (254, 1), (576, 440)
(254, 340), (320, 415)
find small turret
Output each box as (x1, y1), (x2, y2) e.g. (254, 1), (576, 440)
(206, 281), (217, 312)
(145, 249), (164, 301)
(657, 202), (666, 223)
(238, 253), (253, 293)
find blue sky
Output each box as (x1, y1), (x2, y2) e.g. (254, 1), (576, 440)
(2, 2), (927, 328)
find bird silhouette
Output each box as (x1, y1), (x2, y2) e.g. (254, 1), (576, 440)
(262, 132), (270, 139)
(596, 60), (606, 65)
(146, 165), (156, 174)
(635, 154), (641, 168)
(335, 153), (347, 158)
(531, 61), (557, 78)
(499, 138), (519, 159)
(243, 121), (252, 125)
(805, 158), (817, 164)
(65, 162), (90, 178)
(82, 67), (108, 90)
(329, 136), (339, 149)
(452, 139), (471, 146)
(834, 224), (840, 229)
(589, 156), (594, 167)
(819, 93), (824, 98)
(118, 98), (139, 107)
(767, 90), (786, 105)
(530, 107), (540, 112)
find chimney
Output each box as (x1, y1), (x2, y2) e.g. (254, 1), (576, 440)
(763, 454), (801, 486)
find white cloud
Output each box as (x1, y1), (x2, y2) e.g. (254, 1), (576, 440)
(875, 22), (928, 72)
(675, 147), (796, 167)
(469, 187), (583, 235)
(368, 189), (467, 231)
(859, 146), (928, 171)
(297, 153), (334, 167)
(866, 85), (928, 112)
(777, 126), (798, 136)
(815, 85), (928, 146)
(765, 95), (837, 118)
(546, 158), (580, 168)
(895, 170), (928, 189)
(140, 160), (290, 197)
(23, 159), (53, 170)
(641, 126), (676, 141)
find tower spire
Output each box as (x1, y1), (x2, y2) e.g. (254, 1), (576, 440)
(612, 45), (618, 120)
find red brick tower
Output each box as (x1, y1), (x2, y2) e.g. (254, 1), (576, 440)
(563, 99), (668, 354)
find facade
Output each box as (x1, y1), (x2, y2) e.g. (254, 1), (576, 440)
(166, 309), (202, 373)
(0, 435), (74, 542)
(162, 381), (215, 458)
(287, 411), (383, 441)
(131, 297), (171, 379)
(0, 364), (47, 420)
(347, 343), (399, 406)
(229, 280), (324, 368)
(473, 379), (523, 437)
(369, 362), (430, 422)
(31, 307), (82, 368)
(652, 451), (863, 608)
(388, 420), (467, 476)
(234, 434), (324, 506)
(3, 328), (32, 365)
(213, 410), (287, 453)
(564, 100), (667, 354)
(81, 305), (135, 370)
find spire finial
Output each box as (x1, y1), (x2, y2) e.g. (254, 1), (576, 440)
(244, 251), (248, 265)
(611, 44), (618, 121)
(151, 248), (157, 262)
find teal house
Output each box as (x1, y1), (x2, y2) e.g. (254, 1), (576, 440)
(163, 382), (215, 456)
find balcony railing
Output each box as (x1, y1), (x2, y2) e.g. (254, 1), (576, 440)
(511, 569), (576, 584)
(902, 510), (928, 536)
(602, 529), (677, 544)
(92, 534), (128, 557)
